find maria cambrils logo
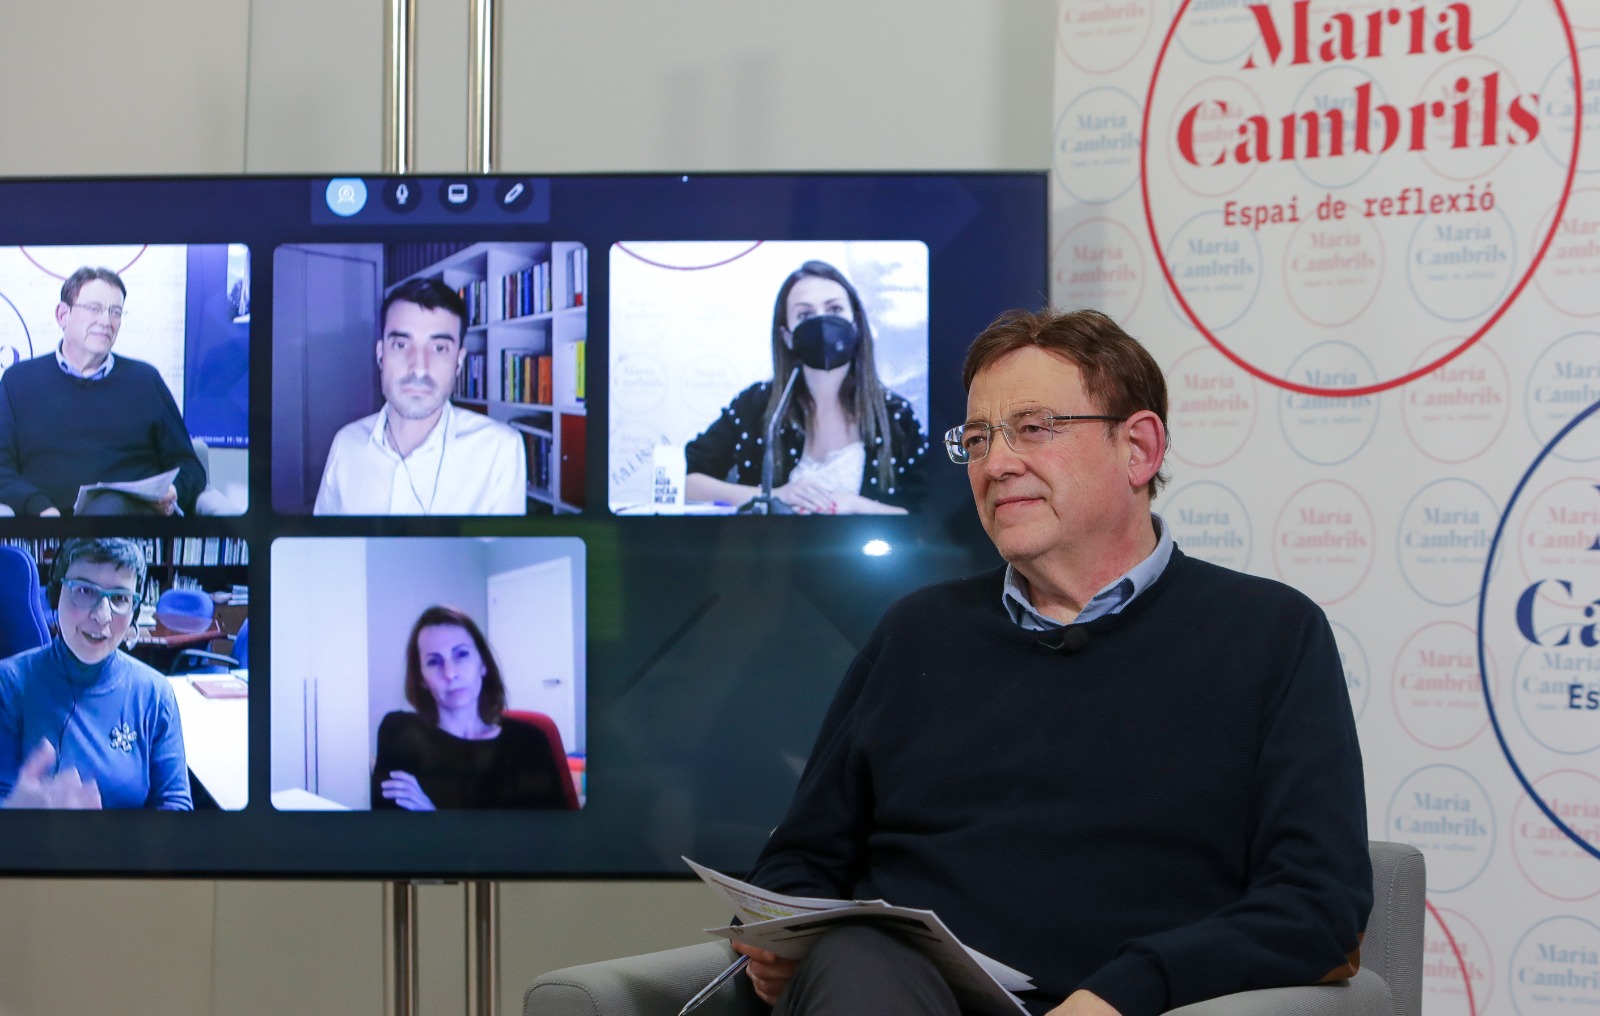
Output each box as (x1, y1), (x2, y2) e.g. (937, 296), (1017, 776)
(1143, 1), (1581, 396)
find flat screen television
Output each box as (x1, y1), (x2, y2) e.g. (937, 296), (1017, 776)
(0, 172), (1046, 877)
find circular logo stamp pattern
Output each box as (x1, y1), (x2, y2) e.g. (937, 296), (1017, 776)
(1290, 65), (1387, 191)
(1387, 764), (1497, 892)
(1142, 0), (1581, 396)
(609, 353), (668, 415)
(1055, 87), (1145, 205)
(1166, 344), (1257, 466)
(1281, 214), (1384, 327)
(1163, 76), (1263, 198)
(1511, 770), (1600, 901)
(1276, 342), (1380, 466)
(1416, 55), (1524, 182)
(1538, 45), (1600, 176)
(1424, 904), (1494, 1016)
(1057, 0), (1156, 76)
(1534, 189), (1600, 317)
(1526, 331), (1600, 460)
(1479, 398), (1600, 862)
(1391, 621), (1496, 751)
(1054, 216), (1147, 321)
(1508, 915), (1600, 1016)
(1170, 0), (1255, 66)
(1397, 478), (1499, 607)
(1514, 475), (1600, 586)
(1512, 641), (1600, 756)
(1273, 479), (1376, 605)
(1404, 205), (1518, 323)
(1161, 211), (1264, 331)
(677, 355), (740, 419)
(1329, 619), (1371, 721)
(1163, 480), (1251, 572)
(1401, 338), (1510, 464)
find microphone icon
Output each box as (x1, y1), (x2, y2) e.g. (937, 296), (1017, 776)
(396, 184), (410, 205)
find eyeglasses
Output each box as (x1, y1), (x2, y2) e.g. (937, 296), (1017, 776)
(69, 302), (125, 323)
(60, 577), (142, 616)
(944, 409), (1124, 464)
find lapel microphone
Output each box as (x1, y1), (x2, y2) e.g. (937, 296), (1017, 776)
(1034, 625), (1090, 655)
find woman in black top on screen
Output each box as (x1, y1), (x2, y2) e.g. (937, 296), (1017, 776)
(372, 605), (570, 810)
(683, 260), (927, 513)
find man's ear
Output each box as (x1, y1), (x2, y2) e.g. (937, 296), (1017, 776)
(55, 302), (70, 331)
(375, 339), (384, 368)
(1124, 410), (1166, 490)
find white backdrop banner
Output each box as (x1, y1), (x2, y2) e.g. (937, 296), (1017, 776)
(1055, 2), (1598, 1014)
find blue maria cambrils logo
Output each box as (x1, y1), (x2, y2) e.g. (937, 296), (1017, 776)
(1479, 398), (1600, 862)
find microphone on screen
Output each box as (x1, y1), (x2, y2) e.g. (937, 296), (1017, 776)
(1034, 625), (1090, 655)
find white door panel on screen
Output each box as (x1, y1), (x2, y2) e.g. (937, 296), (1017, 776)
(269, 538), (371, 808)
(270, 244), (382, 511)
(489, 559), (576, 751)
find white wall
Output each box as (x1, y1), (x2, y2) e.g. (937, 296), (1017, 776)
(0, 1), (1052, 1013)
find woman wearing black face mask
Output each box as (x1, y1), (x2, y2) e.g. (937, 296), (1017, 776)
(684, 261), (927, 513)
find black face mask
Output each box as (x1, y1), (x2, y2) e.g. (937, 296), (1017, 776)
(789, 314), (860, 370)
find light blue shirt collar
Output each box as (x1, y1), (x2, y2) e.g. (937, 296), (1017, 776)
(1002, 513), (1174, 632)
(55, 342), (115, 381)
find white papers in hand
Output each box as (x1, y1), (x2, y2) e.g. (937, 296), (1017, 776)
(684, 858), (1033, 1015)
(73, 468), (182, 515)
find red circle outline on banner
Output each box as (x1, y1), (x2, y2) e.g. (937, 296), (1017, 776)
(1426, 900), (1478, 1016)
(1141, 1), (1582, 398)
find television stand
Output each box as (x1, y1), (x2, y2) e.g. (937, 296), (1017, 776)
(385, 880), (500, 1016)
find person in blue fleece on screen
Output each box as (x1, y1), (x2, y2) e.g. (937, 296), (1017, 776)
(0, 538), (191, 809)
(734, 309), (1370, 1016)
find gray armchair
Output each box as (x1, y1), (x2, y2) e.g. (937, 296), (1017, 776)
(523, 841), (1423, 1016)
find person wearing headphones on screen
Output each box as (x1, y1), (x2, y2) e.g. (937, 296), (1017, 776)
(732, 309), (1369, 1016)
(0, 538), (191, 810)
(683, 261), (927, 514)
(371, 605), (571, 810)
(0, 266), (203, 516)
(313, 278), (526, 516)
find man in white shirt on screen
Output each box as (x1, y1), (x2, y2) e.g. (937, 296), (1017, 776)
(313, 278), (526, 516)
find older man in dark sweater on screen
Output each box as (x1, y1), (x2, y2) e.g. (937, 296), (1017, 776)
(0, 266), (202, 516)
(735, 309), (1371, 1016)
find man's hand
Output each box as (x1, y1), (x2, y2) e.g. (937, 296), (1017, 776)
(1, 740), (102, 809)
(38, 507), (60, 517)
(1046, 989), (1122, 1016)
(732, 940), (799, 1006)
(155, 485), (179, 516)
(378, 771), (436, 811)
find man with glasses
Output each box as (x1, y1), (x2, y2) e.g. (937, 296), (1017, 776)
(0, 266), (203, 516)
(0, 538), (191, 809)
(735, 309), (1369, 1016)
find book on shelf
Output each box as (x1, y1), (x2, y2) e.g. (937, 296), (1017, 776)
(520, 431), (554, 494)
(500, 348), (533, 402)
(575, 340), (586, 402)
(537, 355), (553, 405)
(457, 279), (490, 327)
(566, 247), (586, 308)
(456, 351), (487, 400)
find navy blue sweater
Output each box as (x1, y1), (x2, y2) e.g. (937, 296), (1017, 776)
(0, 354), (203, 516)
(749, 549), (1371, 1016)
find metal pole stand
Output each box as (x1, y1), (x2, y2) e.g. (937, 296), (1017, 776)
(384, 881), (419, 1016)
(384, 880), (501, 1016)
(466, 880), (500, 1016)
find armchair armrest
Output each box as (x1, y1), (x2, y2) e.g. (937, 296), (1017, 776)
(1167, 967), (1393, 1016)
(524, 941), (762, 1016)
